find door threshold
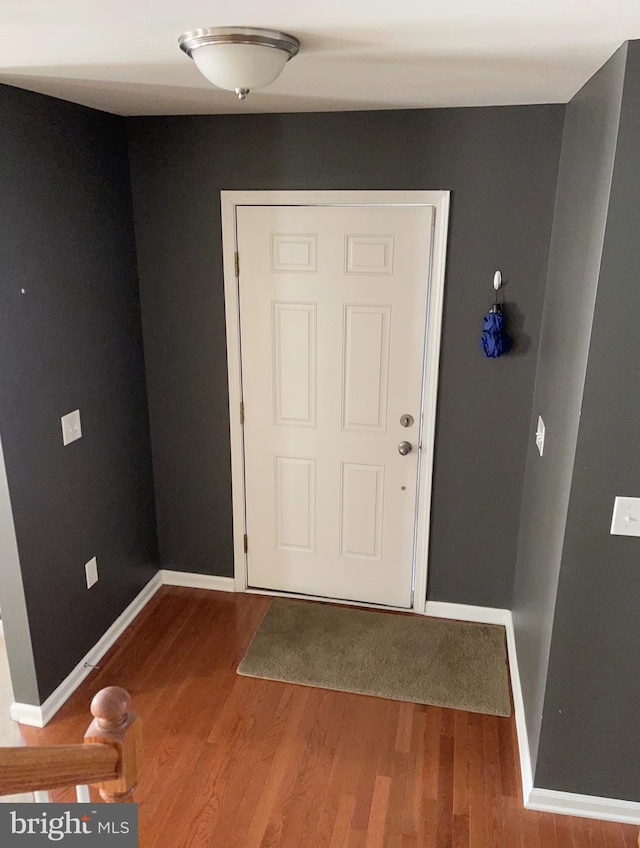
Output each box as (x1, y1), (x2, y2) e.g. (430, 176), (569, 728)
(245, 586), (416, 615)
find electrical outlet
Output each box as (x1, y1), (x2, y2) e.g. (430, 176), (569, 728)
(85, 557), (98, 589)
(61, 409), (82, 446)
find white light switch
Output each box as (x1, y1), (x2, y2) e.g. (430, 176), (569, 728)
(610, 497), (640, 537)
(535, 415), (545, 456)
(61, 409), (82, 446)
(85, 557), (98, 589)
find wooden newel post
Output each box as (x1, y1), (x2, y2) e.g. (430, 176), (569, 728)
(84, 687), (142, 803)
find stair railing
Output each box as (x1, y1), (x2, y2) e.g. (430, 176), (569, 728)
(0, 686), (141, 803)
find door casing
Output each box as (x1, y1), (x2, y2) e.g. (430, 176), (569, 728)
(221, 190), (450, 614)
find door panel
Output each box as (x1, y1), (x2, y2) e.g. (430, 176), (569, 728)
(342, 305), (391, 432)
(237, 204), (433, 607)
(272, 302), (316, 427)
(340, 461), (384, 560)
(275, 456), (316, 552)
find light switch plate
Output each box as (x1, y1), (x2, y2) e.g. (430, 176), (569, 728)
(61, 409), (82, 446)
(85, 557), (98, 589)
(535, 415), (545, 457)
(610, 497), (640, 537)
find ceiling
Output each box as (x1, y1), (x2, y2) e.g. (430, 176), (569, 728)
(0, 1), (638, 116)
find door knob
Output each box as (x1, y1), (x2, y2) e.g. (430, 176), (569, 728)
(398, 441), (413, 456)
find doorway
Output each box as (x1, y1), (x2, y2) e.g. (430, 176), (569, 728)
(222, 191), (449, 612)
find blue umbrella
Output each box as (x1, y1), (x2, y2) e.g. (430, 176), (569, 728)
(480, 303), (512, 358)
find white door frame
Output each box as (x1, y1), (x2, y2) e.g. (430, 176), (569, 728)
(221, 190), (450, 614)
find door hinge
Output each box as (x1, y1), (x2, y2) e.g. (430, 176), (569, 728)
(234, 252), (240, 277)
(243, 534), (248, 553)
(240, 401), (245, 425)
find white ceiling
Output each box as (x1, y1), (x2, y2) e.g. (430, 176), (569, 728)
(0, 0), (638, 116)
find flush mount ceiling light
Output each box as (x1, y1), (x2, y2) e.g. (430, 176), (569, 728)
(178, 26), (300, 100)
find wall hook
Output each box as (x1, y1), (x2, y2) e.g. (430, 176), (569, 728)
(493, 271), (502, 291)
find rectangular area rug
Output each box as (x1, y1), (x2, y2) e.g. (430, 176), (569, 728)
(238, 599), (511, 717)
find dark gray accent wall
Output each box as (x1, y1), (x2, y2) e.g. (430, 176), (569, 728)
(127, 106), (563, 604)
(0, 85), (158, 703)
(534, 41), (640, 800)
(511, 45), (627, 772)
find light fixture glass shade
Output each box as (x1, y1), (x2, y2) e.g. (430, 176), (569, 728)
(191, 43), (289, 91)
(179, 27), (300, 98)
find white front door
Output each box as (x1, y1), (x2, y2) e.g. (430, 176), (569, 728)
(237, 203), (435, 608)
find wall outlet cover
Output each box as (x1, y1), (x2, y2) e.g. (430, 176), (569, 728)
(85, 556), (98, 589)
(61, 409), (82, 446)
(610, 497), (640, 537)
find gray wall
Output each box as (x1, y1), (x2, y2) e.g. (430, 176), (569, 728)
(511, 46), (627, 772)
(0, 85), (158, 703)
(534, 41), (640, 800)
(127, 106), (564, 605)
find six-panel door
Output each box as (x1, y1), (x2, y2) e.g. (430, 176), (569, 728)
(237, 205), (434, 607)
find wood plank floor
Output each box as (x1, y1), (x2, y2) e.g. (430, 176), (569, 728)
(19, 587), (639, 847)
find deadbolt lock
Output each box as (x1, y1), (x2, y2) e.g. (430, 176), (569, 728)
(399, 414), (414, 428)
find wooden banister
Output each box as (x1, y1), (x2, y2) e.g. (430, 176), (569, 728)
(0, 744), (118, 795)
(0, 686), (141, 802)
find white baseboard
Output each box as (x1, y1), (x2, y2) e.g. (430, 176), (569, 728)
(11, 573), (163, 728)
(160, 570), (235, 592)
(423, 600), (511, 627)
(503, 612), (534, 803)
(9, 702), (41, 726)
(527, 788), (640, 825)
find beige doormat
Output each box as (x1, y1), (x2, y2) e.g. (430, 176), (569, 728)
(238, 599), (511, 716)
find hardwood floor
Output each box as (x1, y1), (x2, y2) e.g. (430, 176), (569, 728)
(19, 587), (639, 847)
